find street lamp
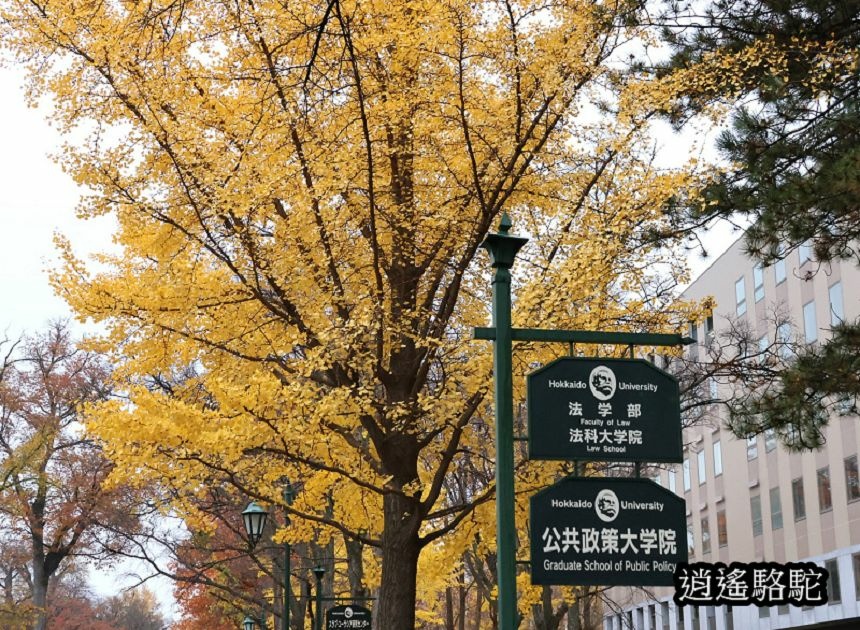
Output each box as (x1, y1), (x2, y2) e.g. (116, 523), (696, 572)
(241, 502), (269, 549)
(243, 615), (256, 630)
(242, 481), (296, 630)
(312, 565), (325, 630)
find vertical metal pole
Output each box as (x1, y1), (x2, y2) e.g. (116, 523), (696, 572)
(283, 542), (290, 630)
(481, 214), (527, 630)
(283, 480), (295, 630)
(313, 566), (325, 630)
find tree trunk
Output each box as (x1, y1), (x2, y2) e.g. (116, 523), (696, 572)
(471, 586), (482, 630)
(31, 555), (47, 630)
(445, 587), (455, 630)
(457, 578), (466, 630)
(345, 536), (368, 600)
(377, 491), (421, 630)
(567, 599), (580, 630)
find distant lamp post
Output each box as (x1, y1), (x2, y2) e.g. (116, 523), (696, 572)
(242, 502), (269, 549)
(242, 480), (296, 630)
(282, 481), (296, 630)
(312, 565), (326, 630)
(243, 615), (257, 630)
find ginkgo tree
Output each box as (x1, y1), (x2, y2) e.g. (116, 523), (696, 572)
(1, 0), (709, 626)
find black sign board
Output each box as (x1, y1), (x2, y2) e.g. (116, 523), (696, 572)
(326, 604), (371, 630)
(530, 477), (687, 586)
(527, 357), (682, 462)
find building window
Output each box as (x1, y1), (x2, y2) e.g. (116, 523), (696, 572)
(698, 450), (707, 485)
(825, 558), (841, 603)
(759, 604), (770, 619)
(705, 315), (714, 345)
(777, 322), (793, 359)
(764, 428), (777, 452)
(751, 495), (763, 536)
(799, 240), (813, 264)
(688, 321), (699, 359)
(668, 467), (677, 493)
(747, 436), (758, 460)
(818, 466), (832, 512)
(853, 554), (860, 599)
(717, 509), (728, 547)
(753, 263), (764, 302)
(713, 441), (722, 476)
(709, 377), (718, 400)
(758, 334), (768, 362)
(683, 458), (691, 492)
(687, 520), (694, 557)
(803, 300), (818, 343)
(735, 277), (747, 315)
(845, 455), (860, 502)
(775, 258), (786, 284)
(792, 477), (806, 521)
(830, 282), (844, 326)
(660, 601), (670, 630)
(770, 486), (783, 530)
(701, 516), (711, 554)
(777, 604), (789, 616)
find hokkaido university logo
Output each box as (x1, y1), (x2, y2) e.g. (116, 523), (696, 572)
(589, 365), (616, 401)
(595, 489), (620, 522)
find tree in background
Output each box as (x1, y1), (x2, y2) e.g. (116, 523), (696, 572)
(0, 323), (144, 630)
(0, 0), (710, 625)
(98, 588), (166, 630)
(652, 0), (860, 447)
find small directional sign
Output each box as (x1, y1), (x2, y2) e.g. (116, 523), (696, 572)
(527, 357), (682, 462)
(530, 477), (687, 586)
(326, 604), (371, 630)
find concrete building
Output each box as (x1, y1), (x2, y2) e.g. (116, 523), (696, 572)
(603, 236), (860, 629)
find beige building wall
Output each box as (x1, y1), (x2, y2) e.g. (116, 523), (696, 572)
(604, 236), (860, 630)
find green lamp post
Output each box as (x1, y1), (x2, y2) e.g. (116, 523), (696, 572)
(312, 565), (325, 630)
(282, 480), (296, 630)
(242, 481), (296, 630)
(242, 480), (296, 630)
(480, 213), (527, 630)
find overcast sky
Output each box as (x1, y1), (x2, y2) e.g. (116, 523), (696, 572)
(0, 64), (119, 338)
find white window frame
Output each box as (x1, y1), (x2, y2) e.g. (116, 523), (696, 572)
(803, 300), (817, 343)
(830, 282), (844, 326)
(799, 240), (813, 264)
(735, 277), (747, 315)
(753, 263), (764, 302)
(713, 441), (722, 476)
(775, 258), (786, 284)
(747, 436), (758, 460)
(683, 458), (691, 492)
